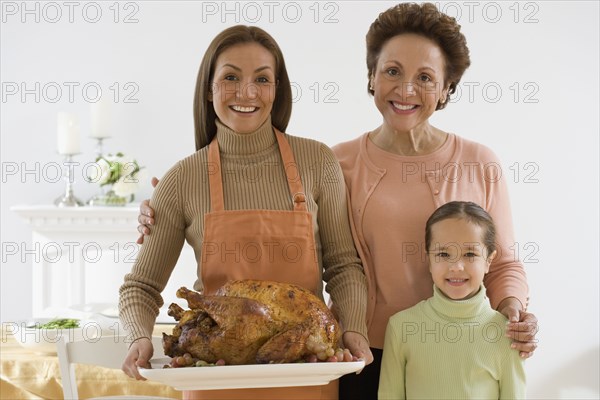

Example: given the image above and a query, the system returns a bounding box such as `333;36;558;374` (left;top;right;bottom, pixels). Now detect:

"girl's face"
371;33;449;134
428;218;497;300
210;42;277;134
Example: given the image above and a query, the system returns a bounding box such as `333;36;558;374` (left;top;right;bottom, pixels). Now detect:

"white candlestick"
90;98;112;138
57;112;80;154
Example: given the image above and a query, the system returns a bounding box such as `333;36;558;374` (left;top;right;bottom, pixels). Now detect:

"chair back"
56;335;164;399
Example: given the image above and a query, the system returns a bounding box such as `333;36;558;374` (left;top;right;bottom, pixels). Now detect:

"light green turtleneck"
119;117;368;343
379;285;526;399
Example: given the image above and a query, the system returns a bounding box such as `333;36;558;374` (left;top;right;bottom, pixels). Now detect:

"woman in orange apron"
119;25;373;399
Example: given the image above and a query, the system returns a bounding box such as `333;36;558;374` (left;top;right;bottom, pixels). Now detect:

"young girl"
378;201;526;399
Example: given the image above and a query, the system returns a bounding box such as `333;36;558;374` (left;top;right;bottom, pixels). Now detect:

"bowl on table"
10;318;101;354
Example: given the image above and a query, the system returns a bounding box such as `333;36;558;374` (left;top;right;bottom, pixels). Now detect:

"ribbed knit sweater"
378;285;526;399
119;117;368;342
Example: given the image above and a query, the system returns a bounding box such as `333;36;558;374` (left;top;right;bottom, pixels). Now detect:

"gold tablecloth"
0;325;182;400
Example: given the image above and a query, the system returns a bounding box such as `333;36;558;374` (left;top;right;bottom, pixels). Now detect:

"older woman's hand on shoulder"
498;297;539;358
136;177;159;245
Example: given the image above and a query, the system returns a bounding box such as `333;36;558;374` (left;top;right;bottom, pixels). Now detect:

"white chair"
56;335;175;399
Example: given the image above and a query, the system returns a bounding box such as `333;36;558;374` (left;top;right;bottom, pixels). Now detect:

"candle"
90;98;112;138
57;112;80;154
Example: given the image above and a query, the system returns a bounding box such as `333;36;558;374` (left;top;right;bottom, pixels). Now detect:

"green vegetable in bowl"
37;318;80;329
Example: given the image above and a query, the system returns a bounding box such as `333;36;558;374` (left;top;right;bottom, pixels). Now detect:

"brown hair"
194;25;293;150
366;2;471;110
425;201;496;256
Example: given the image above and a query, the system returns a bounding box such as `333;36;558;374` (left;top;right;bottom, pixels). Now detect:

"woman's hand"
498;297;538;358
122;337;153;380
136;177;159;245
343;331;374;366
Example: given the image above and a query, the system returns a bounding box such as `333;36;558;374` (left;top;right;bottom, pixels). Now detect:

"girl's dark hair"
194;25;292;150
425;201;496;255
366;2;471;110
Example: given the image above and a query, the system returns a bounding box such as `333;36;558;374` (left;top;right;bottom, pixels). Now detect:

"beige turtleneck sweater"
119;117;368;342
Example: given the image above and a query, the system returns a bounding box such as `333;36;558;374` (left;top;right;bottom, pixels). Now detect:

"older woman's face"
210;42;277;134
371;33;449;133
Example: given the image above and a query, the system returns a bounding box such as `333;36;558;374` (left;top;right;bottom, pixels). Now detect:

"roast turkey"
162;280;341;365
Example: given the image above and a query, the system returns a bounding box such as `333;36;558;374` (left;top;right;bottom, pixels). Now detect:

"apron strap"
207;128;308;212
208;138;225;212
274;129;308;212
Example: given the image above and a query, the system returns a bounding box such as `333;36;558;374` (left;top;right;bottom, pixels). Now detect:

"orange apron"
184;129;337;400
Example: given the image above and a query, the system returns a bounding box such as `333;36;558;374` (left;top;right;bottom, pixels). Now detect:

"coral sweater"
379;285;526;399
333;133;529;348
119;118;368;342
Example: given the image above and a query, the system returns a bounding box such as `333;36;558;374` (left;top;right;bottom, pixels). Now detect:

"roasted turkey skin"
163;280;341;364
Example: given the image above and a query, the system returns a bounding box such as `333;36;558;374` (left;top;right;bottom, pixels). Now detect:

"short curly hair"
366;2;471;110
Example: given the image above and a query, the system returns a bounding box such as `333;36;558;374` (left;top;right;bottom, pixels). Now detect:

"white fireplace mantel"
11;204;195;319
12;204;139;232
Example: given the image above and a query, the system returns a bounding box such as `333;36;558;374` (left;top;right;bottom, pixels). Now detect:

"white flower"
86;158;111;184
97;158;112;184
120;159;137;177
112;175;138;198
112;166;146;198
91;152;144;202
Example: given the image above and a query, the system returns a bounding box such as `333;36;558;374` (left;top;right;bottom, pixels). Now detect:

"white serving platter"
140;358;365;391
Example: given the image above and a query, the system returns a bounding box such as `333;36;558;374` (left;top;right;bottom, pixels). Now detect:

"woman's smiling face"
371;33;449;133
210;42;277;134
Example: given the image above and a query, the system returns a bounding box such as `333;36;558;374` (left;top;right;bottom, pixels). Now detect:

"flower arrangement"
89;152;144;205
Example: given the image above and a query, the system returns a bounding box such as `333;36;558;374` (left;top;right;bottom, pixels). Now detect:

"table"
0;325;182;400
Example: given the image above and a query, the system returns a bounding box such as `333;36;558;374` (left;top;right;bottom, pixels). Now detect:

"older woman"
334;3;537;399
137;3;538;399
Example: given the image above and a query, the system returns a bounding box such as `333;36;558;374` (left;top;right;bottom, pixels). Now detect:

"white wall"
1;1;598;398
